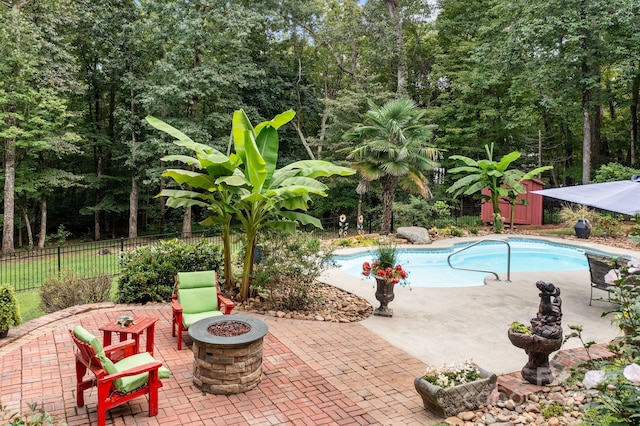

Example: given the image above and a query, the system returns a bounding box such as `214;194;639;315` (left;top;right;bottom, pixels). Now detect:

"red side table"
99;316;158;355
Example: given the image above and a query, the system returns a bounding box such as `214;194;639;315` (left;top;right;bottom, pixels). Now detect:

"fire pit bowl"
190;315;269;394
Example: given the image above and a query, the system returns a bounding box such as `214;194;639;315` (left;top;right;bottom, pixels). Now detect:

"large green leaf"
241;130;267;193
231;109;255;164
146;115;194;143
216;174;248;187
160;155;201;167
448;165;481;174
254;109;296;134
162;169;217;190
157;188;214;202
278;211;322;228
278;160;356;179
448;155;479;167
163;197;210;209
496;151;521;172
447;173;481;194
255;126;278;189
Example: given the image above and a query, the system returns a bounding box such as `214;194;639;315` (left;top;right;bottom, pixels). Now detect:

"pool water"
335;238;600;288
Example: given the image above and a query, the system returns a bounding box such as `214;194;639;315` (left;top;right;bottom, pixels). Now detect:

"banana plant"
146;115;240;290
448;143;552;233
148;110;355;301
229;109;355;301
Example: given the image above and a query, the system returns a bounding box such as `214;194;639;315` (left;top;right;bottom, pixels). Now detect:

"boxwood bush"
117;238;224;303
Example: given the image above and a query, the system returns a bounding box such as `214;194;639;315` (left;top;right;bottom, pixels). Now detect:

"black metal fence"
1;231;231;292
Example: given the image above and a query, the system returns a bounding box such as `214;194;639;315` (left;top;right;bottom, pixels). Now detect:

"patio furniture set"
69;270;239;426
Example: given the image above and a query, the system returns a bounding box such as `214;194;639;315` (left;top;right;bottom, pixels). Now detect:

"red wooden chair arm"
171;297;183;313
103;339;138;362
98;360;163;384
218;295;235;315
103;339;137;355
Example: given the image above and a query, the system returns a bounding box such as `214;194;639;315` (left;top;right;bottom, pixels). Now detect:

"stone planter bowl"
414;365;497;418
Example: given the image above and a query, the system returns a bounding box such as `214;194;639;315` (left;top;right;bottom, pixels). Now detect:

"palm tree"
344;98;440;235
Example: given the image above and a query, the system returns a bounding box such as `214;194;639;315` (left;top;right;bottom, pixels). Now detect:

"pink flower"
623;363;640;384
604;269;621;284
582;370;605;389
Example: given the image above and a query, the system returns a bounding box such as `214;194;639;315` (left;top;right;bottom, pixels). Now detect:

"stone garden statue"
508;281;563;385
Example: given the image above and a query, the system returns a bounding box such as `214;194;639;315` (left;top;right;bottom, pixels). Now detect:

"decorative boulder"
396;227;431;244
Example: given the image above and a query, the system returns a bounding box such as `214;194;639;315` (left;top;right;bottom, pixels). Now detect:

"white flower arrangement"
421;360;482;388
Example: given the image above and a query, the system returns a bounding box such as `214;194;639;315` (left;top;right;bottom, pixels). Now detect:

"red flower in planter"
362;261;409;286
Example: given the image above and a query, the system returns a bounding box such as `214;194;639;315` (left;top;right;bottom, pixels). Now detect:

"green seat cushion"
73;325;103;354
107;352;171;393
177;271;217;289
179;286;218;314
182;311;223;329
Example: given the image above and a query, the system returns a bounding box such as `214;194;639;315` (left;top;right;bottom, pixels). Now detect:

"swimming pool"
335;238;604;288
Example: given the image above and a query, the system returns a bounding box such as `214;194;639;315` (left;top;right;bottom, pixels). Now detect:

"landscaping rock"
396;226;431;244
235;282;373;323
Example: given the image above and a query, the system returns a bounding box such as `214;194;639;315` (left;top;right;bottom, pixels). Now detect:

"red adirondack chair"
172;270;235;349
69;325;170;426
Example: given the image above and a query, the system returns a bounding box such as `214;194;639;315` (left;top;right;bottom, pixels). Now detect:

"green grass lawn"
13;278;120;325
15;289;45;323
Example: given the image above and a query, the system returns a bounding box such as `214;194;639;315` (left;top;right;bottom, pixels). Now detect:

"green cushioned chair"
172;270;235;349
70;325;170;426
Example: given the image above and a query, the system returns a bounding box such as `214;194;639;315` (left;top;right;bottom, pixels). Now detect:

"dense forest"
1;0;639;253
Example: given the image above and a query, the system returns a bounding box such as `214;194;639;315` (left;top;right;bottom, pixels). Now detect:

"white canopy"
531;176;640;216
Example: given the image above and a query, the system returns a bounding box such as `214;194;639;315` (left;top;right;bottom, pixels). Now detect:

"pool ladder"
447;239;511;282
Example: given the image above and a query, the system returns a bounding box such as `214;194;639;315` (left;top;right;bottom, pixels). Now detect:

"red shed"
480;178;544;226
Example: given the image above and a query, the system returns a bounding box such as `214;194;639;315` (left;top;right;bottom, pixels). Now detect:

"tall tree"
344;98;440;235
0;0;80;253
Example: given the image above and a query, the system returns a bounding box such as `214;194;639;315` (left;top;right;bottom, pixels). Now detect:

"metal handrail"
447;239;511;282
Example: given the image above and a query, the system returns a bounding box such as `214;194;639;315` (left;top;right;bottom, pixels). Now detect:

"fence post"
120;237;124;252
57;245;61;275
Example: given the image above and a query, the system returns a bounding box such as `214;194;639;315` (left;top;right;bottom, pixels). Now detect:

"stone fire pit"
190;315;268;394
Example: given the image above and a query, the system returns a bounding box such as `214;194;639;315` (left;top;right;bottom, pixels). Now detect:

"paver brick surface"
0;303;440;425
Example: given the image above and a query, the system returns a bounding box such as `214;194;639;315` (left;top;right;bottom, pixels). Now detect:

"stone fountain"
508;281;563;385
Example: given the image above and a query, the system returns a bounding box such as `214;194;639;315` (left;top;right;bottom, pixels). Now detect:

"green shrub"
251;232;335;310
450;226;464;237
0;284;22;333
117;239;224;303
39;270;112;313
593;162;640;183
593;214;624;238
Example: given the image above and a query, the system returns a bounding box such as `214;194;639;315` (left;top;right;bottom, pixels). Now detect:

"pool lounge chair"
585;252;628;305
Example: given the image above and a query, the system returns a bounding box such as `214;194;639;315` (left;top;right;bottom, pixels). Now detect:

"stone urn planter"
374;277;395;317
414;366;497;418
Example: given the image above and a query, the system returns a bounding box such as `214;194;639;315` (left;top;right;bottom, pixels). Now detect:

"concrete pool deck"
321;234;640;375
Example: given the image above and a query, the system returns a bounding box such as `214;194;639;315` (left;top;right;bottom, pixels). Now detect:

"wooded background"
1;0;639;253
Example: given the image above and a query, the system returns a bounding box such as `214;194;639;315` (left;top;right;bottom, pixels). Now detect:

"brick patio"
0;303;609;425
0;303;440;425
